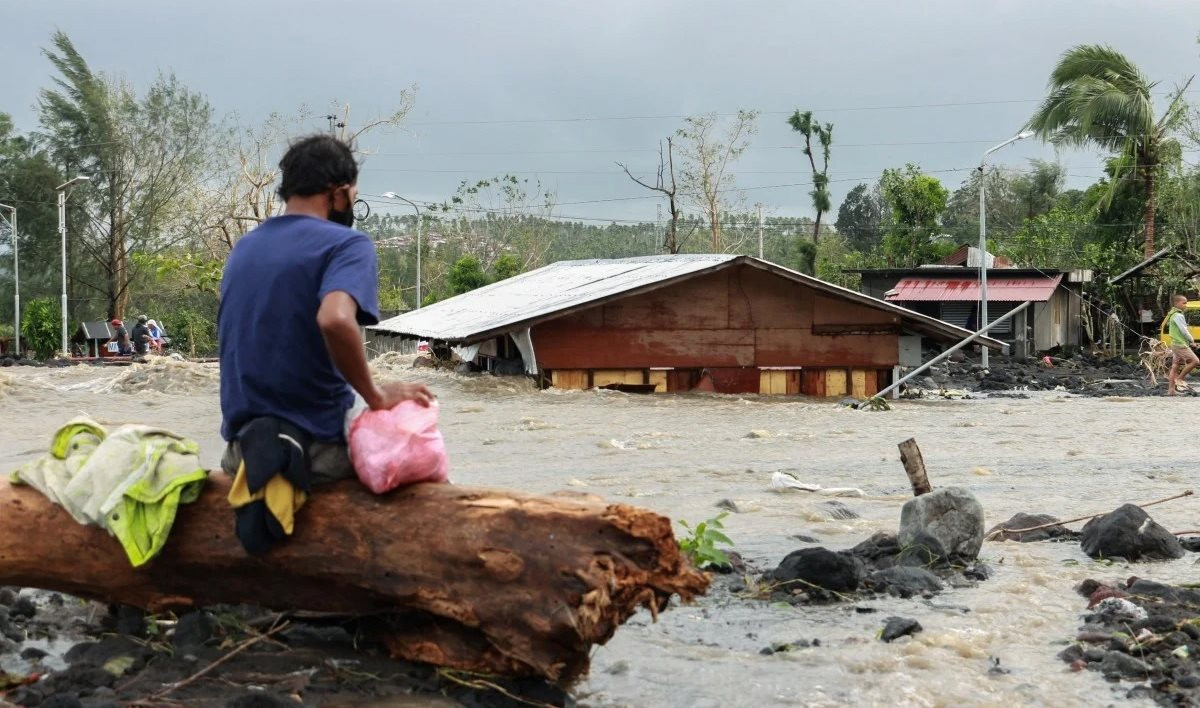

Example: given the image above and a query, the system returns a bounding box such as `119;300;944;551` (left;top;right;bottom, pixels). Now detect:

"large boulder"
1080;504;1184;561
986;512;1080;542
898;487;985;563
770;547;864;593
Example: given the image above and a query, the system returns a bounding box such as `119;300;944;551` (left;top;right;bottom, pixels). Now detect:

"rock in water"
898;487;985;562
880;616;922;642
867;567;943;598
770;547;864;593
1079;504;1184;561
986;512;1080;542
821;500;859;520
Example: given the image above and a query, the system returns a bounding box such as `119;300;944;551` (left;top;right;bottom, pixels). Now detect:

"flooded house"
367;255;1002;397
852;246;1091;358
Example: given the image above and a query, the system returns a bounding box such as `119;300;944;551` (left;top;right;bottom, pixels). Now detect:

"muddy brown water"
2;357;1198;707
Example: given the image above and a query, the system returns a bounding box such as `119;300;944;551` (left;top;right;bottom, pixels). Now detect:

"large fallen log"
0;476;708;683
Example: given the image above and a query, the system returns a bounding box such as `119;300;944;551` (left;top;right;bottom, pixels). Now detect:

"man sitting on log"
218;134;434;551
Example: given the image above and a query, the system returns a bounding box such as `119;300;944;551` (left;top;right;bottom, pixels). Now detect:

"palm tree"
1027;44;1192;258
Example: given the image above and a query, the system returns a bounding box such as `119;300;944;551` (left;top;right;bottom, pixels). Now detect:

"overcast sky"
3;0;1198;225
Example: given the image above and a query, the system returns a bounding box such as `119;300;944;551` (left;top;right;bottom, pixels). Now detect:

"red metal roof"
886;274;1062;302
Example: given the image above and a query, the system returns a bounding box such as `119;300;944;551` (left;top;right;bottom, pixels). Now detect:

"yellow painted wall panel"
851;369;868;398
825;369;847;397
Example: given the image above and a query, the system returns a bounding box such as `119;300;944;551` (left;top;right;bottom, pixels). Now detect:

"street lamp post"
56;176;90;356
381;192;423;310
0;203;16;356
979;130;1034;367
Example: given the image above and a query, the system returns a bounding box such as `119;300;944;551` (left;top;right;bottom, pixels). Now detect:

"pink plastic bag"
348;400;450;493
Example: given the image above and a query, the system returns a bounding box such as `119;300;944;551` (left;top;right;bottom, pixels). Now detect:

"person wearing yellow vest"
1166;294;1199;395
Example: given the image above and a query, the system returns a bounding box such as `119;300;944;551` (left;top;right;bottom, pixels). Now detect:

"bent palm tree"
1027;44;1192;258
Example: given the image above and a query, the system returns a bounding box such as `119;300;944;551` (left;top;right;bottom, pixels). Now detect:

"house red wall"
531;264;901;370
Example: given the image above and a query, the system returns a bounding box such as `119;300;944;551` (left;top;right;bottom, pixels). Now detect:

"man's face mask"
329;186;355;227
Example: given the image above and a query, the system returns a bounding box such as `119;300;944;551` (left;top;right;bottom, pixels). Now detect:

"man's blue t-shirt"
219;214;379;442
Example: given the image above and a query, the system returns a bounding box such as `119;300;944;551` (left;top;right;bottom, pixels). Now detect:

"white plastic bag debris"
769;471;865;498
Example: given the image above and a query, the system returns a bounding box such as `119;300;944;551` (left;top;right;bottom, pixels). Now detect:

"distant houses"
368;254;1001;396
850;246;1091;357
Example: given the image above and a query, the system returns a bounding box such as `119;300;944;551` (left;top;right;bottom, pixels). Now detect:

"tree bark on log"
0;477;708;683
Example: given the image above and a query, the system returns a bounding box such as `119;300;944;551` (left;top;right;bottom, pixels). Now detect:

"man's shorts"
220;440;355;485
1172;345;1199;366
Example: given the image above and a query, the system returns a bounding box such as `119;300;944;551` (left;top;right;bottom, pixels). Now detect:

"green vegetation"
21;298;59;359
677;513;735;570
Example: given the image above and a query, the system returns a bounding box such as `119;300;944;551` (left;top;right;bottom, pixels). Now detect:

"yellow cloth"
226;461;307;535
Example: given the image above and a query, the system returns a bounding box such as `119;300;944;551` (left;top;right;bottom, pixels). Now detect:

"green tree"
879;164;949;267
491;252;522;281
1027;44;1193;258
21;298;59;359
1012;159;1066;221
38;31;219;319
787;110;833;243
0;112;64;302
834;182;884;251
448;255;488;295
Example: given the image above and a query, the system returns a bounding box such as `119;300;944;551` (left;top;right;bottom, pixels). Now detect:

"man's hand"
367;381;435;410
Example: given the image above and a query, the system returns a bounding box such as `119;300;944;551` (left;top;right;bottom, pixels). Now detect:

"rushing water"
2;358;1197;707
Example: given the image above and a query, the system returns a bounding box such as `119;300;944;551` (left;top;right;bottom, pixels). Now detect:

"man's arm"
317;291;433;410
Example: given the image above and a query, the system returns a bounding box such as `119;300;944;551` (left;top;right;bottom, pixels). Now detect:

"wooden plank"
594;370;641;388
851;369;868;398
759;370;772;394
532;325;756;368
708;367;761;394
602;271;729;330
551;369;588;390
812;294;898;327
727;265;813;329
864;370;879;396
787;370;801;395
754;329;899;368
802;369;825;397
759;370;788;395
648;370;668;393
825;369;848;397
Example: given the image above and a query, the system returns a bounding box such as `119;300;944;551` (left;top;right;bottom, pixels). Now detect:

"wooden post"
898;438;932;496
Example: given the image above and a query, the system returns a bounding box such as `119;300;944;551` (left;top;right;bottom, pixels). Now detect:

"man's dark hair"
277;135;358;200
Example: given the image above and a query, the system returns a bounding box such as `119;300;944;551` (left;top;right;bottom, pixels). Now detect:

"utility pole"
0;204;16;356
979;130;1033;368
756;203;764;259
56;176;89;357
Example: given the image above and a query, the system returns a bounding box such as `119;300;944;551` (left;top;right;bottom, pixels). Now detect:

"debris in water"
880;617;922;642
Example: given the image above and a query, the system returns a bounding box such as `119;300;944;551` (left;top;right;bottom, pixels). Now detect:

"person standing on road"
1165;294;1199;395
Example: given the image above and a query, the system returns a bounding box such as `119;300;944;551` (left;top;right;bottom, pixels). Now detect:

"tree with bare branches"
675;110;758;252
617;137;688;253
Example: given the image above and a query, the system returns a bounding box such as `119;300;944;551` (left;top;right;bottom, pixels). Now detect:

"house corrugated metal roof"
370;255;1005;349
885;274;1062;302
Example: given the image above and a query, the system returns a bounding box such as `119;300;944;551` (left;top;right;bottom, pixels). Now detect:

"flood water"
2;356;1197;707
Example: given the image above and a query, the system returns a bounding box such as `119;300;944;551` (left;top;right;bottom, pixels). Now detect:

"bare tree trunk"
708;202;721;251
812;211;823;244
1144;168;1156;260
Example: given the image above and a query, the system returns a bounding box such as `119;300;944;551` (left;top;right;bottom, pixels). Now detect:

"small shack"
73;320;116;357
369;255;1002;397
853;248;1090;357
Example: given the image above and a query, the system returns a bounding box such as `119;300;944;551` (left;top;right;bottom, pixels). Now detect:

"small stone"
172;611;215;651
820;500;858;520
867;566;943;599
1083;647;1106;663
0;588;17;606
604;660;630;675
20;646;48;660
791;534;820;543
1177;675;1200;689
1099;651;1150;679
111;605;145;637
716;499;739;513
964;563;992;581
770;547;865;594
1057;644;1084;663
9;597;35;619
881;616;922;643
855;606;878;614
